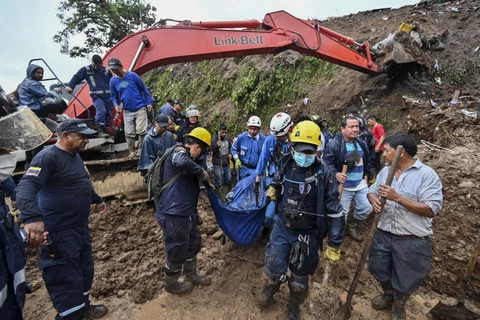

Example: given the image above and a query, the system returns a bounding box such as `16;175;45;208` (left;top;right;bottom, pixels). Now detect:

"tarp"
206;174;268;246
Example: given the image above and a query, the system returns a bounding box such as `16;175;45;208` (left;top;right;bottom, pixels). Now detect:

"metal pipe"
130;36;149;70
319;26;357;47
189;19;261;29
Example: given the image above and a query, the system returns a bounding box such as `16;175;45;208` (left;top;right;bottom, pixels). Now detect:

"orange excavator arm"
65;10;381;120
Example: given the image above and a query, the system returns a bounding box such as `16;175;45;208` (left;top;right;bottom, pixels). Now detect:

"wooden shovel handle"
338;164;348;200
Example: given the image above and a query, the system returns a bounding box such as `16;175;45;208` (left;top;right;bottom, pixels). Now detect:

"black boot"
391;290;410;320
83;304;108;319
257;278;282;308
348;218;364;242
371;281;394;310
164;268;193;295
287;274;309;320
184;258;211;286
96;126;109;138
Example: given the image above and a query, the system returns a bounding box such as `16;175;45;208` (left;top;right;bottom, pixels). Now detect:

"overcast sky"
0;0;417;92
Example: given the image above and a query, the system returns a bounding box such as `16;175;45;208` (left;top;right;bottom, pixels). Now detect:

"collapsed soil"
23;0;480;319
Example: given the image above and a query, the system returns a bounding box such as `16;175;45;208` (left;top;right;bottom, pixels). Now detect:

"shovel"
334;145;404;320
429;228;480;320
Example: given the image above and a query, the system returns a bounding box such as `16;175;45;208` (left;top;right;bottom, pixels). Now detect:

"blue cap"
57;119;97;135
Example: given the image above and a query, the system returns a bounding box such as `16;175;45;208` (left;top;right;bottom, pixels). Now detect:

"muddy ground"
23;0;480;319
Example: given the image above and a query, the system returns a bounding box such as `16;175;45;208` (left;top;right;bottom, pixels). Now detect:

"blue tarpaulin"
206;174;268;246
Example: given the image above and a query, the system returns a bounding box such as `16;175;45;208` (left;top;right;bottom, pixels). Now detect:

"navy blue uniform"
156;145;206;272
0;178;26;320
231;132;266;180
16;146;103;320
264;155;344;279
137;128;176;173
68;64;113;128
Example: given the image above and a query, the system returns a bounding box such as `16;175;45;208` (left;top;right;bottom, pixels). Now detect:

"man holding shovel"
367;133;443;320
211;124;232;198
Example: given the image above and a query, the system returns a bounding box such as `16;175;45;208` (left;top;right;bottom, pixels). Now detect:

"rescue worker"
259;121;344;320
108;57;153;158
16;119;109;320
168;99;186;127
323;116;373;241
231;116;266;181
177;108;202;144
211;124;232;192
255;112;293;229
167;116;180;141
298;114;326;159
159;98;174;116
66;54;113;138
156;127;211;294
367;133;442;320
137;114;177;176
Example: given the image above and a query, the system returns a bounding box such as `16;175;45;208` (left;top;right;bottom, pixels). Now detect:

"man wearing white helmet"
231;116;266;181
177;108;202;144
255;112;293;229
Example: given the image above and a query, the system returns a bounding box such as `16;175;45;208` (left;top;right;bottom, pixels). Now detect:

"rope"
420;140;458;154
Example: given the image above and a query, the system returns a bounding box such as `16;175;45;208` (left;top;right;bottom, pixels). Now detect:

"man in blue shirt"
108;58;153;157
231;116;266;181
66;55;113;138
16;119;109;320
323;116;372;241
159;98;175;116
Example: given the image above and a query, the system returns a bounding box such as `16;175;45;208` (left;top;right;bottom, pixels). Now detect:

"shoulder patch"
26;167;42;177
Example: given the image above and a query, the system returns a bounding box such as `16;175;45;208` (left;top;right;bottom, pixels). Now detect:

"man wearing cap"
16;119;109;320
108;57;153;157
66;55;113;138
155;127;211;294
159;98;174;116
168;99;186;127
137;114;176;176
323;116;372;241
258;121;344;320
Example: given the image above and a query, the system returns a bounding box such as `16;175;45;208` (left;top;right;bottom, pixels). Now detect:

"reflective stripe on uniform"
90;90;111;95
89;76;97;88
327;212;344;218
83;290;90;296
59;302;85;316
13;268;25;294
0;285;7;308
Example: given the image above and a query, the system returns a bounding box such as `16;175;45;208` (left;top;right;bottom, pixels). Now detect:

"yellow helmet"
184;127;212;149
290;120;321;146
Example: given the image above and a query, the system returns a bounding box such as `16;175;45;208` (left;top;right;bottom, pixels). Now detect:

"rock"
212;230;224;240
424;301;432;308
117;290;126;297
474;166;480;173
459;181;474;188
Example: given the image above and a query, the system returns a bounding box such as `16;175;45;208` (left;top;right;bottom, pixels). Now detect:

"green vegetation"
144;55;340;133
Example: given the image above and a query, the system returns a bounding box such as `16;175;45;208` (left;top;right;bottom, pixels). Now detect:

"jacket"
109;71;153;112
155;145;206;217
322;133;372;179
168;109;185;127
176;123;202;144
255;134;290;177
271;154;344;249
231;132;266;169
69;64;112;97
211;132;232;167
137;128;176;171
18;64;51;111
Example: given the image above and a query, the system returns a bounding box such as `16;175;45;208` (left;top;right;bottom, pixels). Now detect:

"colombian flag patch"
26;167;42;177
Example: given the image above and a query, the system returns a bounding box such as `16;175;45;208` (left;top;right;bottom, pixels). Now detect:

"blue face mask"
293;151;316;167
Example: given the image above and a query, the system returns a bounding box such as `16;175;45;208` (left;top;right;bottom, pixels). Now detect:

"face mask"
0;153;17;182
293;151;315;168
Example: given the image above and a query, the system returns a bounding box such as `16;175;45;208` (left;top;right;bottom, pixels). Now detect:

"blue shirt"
255;135;290;177
109;71;153;112
16;146;103;232
159;103;174;116
344;142;364;188
231;132;266;169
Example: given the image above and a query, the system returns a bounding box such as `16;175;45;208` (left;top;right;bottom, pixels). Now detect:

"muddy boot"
257;278;282;308
136;134;146;156
184;258;211;286
287;274;309;320
126;137;136;158
348;218;364;242
391;290;409;320
371;281;394;310
83;304;108;319
164;268;193;295
96;126;109;138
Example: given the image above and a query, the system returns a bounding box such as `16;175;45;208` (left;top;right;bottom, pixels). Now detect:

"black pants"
374;151;382;176
157;214;201;271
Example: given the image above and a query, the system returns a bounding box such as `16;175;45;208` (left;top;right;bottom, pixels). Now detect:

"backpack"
145;144;184;204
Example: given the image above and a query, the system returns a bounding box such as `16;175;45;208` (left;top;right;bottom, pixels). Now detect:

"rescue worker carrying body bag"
258;121;345;320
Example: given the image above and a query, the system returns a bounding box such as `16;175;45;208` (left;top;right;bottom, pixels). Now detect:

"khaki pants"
124;107;148;138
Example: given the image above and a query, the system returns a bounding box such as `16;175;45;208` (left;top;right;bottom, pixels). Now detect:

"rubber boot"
184;258;211;286
137;134;146;156
126;137;136;158
391;290;409;320
371;281;394;310
164;268;193;295
83;304;108;319
96;126;109;138
287;274;309;320
257;277;282;308
348;218;364;242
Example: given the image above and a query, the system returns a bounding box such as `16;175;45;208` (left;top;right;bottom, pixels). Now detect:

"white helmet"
247;116;261;128
186;109;200;118
270;112;293;136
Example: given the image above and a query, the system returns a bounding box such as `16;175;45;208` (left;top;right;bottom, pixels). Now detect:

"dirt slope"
23;0;480;319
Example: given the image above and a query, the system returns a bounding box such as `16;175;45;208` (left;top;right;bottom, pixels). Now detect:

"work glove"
289;240;309;271
199;169;209;182
254;181;261;197
235;159;242;170
266;186;276;202
324;246;341;264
